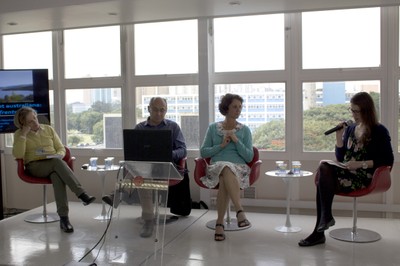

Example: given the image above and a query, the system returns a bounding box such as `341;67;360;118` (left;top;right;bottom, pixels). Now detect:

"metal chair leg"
329;197;381;243
24;185;59;223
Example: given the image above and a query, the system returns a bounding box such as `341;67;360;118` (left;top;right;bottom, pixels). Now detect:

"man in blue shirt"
103;97;191;237
135;97;187;162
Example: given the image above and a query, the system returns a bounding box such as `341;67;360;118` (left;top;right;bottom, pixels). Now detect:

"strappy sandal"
214;223;225;241
236;210;251;228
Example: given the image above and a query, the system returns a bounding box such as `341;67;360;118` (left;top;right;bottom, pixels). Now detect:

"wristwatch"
362;161;368;169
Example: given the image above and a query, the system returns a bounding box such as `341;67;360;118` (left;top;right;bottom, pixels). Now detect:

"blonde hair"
14;107;37;129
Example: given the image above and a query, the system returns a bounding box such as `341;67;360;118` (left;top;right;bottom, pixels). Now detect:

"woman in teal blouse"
200;93;254;241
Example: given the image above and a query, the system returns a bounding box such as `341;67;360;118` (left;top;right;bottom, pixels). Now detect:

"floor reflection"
1;202;399;266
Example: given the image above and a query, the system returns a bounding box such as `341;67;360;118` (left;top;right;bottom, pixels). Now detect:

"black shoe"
298;235;326;247
60;216;74;233
102;193;121;208
140;221;154;238
79;193;96;206
316;218;335;232
102;194;114;207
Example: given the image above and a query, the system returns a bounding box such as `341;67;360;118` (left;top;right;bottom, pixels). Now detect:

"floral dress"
336;132;372;193
200;122;251;189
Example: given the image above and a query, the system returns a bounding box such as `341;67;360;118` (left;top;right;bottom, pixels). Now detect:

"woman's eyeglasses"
348;107;361;114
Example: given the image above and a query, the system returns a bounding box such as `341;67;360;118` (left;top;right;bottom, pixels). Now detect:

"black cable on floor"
78;205;114;264
78;165;123;265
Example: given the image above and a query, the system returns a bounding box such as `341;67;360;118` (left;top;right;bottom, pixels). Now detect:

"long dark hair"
350;92;378;144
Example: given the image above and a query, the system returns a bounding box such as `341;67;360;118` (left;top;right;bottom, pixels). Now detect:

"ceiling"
0;0;399;35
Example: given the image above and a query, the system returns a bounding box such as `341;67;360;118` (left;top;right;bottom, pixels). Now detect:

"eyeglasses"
150;107;167;113
348;107;361;114
25;115;38;125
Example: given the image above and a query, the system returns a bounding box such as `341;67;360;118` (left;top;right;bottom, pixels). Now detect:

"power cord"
77;165;124;265
78;201;114;264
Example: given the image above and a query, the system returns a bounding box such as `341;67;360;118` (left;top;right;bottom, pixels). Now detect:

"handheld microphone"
324;120;353;135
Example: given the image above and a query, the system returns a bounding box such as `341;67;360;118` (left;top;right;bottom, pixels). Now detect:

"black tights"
305;162;338;240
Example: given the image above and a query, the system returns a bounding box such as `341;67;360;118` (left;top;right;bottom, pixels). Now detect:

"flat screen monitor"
0;69;50;134
123;129;173;162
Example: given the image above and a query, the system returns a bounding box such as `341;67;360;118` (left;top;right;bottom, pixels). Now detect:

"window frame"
0;7;398;162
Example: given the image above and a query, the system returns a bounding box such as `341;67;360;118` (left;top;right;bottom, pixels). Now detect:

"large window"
134;20;198;75
301;7;384;153
303;81;380;152
302;8;380;69
64;26;122;148
2;31;53;77
213;14;285;72
133;20;199;148
212;14;286;152
64;26;121;78
65;88;122;148
214;83;286;151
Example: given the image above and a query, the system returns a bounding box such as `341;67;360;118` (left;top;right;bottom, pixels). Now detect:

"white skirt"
200;161;251;189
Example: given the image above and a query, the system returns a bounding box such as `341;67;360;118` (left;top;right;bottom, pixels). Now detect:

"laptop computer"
121;128;185;220
122;128;180;187
123;129;173;162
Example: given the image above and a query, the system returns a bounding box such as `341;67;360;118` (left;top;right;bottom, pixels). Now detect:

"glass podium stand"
106;161;183;265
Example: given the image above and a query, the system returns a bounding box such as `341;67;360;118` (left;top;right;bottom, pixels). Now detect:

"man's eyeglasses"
150;107;167;113
348;107;361;114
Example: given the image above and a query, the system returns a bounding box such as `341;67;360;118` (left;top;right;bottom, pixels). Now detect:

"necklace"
222;121;236;130
354;125;365;146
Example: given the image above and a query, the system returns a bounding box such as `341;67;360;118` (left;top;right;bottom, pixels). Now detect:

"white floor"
0;202;399;266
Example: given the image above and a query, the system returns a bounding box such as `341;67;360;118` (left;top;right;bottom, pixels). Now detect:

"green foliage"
304;104;349;121
90;100;122;114
253;120;285;151
253;104;350;151
0;94;29;102
90;101;112;113
68;135;82;146
79;111;102;134
303;104;348;151
66;100;121;146
370;92;380;113
92;121;103;144
67;113;81;132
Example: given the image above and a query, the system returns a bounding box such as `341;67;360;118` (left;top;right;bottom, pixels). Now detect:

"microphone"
324;120;353;135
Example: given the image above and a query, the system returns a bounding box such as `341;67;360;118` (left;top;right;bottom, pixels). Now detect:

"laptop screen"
123;129;173;162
